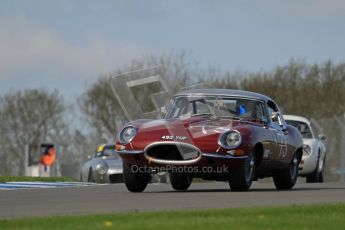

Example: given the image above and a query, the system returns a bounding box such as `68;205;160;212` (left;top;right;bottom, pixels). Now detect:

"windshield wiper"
218;115;241;120
238;118;267;124
191;113;215;117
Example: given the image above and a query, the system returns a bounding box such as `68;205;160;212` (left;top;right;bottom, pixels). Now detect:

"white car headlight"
119;126;137;144
303;144;312;156
95;162;108;175
219;130;242;148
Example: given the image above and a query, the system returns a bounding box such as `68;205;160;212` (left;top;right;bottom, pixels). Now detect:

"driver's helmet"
95;144;106;157
236;99;258;118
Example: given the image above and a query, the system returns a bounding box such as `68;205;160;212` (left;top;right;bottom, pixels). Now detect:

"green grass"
0;176;78;183
0;204;345;230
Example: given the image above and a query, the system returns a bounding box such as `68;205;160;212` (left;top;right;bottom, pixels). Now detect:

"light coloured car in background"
284;115;327;183
81;144;168;184
81;144;123;183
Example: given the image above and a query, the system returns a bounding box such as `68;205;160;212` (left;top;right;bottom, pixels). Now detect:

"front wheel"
169;172;192;191
229;154;255;191
123;163;150;192
273;153;299;190
307;152;324;183
318;166;324;183
87;168;95;183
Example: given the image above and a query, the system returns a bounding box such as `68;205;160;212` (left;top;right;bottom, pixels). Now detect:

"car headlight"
303;144;312;156
95;162;108;175
118;126;137;144
219;130;242;148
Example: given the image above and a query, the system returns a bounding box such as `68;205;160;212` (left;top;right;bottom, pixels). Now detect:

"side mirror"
271;112;279;122
87;155;92;160
261;117;268;124
160;106;166;117
318;134;326;141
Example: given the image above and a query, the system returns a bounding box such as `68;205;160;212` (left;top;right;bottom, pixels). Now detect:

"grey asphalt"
1;182;345;219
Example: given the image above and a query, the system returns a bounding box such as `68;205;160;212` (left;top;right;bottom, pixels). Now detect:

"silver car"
284;115;327;183
81;144;168;184
81;144;123;183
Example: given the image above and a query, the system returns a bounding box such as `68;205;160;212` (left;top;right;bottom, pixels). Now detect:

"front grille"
145;142;201;163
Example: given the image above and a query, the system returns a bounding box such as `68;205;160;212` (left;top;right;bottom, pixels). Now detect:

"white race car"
284;115;327;183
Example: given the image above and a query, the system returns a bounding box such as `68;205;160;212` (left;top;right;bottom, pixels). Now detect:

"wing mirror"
160;106;166;117
261;117;268;124
271;112;279;122
87;155;92;160
318;134;327;141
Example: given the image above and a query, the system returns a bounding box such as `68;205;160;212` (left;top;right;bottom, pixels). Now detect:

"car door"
266;101;288;161
252;101;277;162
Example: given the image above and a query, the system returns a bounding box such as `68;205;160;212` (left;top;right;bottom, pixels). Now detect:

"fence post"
340;125;345;182
24;144;29;176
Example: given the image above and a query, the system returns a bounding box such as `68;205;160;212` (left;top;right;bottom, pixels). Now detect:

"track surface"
1;182;345;219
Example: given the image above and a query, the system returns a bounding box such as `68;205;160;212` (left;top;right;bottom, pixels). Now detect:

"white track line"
0;182;98;190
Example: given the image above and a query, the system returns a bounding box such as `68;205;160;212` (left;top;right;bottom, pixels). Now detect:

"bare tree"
79;51;196;139
0;89;66;175
78;76;126;141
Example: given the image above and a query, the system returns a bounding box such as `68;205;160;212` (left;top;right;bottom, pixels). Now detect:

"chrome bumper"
117;150;248;160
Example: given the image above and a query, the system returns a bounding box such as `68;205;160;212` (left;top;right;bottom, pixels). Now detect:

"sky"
1;0;345;98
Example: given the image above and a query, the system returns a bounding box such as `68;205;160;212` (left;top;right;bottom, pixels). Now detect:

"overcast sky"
1;0;345;98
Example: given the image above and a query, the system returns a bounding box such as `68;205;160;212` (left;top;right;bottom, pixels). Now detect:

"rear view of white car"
284;115;327;183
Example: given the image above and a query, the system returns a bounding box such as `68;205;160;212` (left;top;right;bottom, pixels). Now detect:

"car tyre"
308;152;325;183
229;153;255;191
306;153;321;183
169;172;192;191
318;154;325;183
87;168;95;183
273;153;299;190
318;166;324;183
123;163;150;192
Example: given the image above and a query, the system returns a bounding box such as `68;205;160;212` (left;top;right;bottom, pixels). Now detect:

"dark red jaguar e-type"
116;89;303;192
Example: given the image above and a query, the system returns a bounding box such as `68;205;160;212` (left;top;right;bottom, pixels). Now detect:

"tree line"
0;52;344;179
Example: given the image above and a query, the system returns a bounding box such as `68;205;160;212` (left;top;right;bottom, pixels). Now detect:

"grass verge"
0;203;344;230
0;176;78;183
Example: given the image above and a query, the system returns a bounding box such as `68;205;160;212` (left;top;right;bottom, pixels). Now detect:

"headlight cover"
119;126;137;144
95;162;108;175
219;130;242;148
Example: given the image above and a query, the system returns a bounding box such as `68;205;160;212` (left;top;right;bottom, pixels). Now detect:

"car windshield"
165;96;267;121
95;147;118;158
286;120;313;139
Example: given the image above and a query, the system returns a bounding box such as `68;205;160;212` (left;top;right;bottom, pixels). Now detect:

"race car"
80;144;168;184
284;115;327;183
116;89;304;192
81;144;123;183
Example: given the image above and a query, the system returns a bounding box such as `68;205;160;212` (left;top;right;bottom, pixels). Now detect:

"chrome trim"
117;150;143;154
107;168;123;174
218;130;242;149
202;153;248;159
118;125;137;144
144;141;202;165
